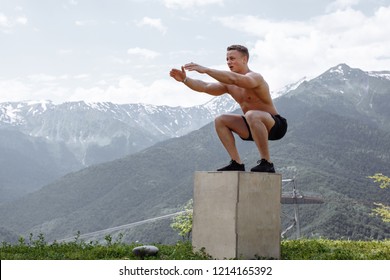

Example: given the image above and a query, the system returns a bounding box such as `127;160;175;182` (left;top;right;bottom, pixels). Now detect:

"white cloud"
28;74;68;83
2;1;389;107
163;0;224;9
0;13;27;31
136;17;167;34
0;78;31;101
127;47;161;59
57;49;73;55
215;5;390;91
215;15;311;38
0;77;71;104
67;76;211;106
75;20;97;26
16;16;28;25
0;74;212;106
74;74;90;80
326;0;360;12
0;13;9;27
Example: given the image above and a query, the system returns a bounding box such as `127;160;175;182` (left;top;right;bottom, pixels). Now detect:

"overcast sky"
1;0;389;106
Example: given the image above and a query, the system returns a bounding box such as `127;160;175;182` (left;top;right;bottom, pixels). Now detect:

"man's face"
226;50;247;72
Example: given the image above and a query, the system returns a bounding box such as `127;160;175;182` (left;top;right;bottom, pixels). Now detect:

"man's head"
226;45;249;73
227;45;249;60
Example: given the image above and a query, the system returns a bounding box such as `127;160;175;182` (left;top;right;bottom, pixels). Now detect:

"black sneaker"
250;159;275;173
217;160;245;171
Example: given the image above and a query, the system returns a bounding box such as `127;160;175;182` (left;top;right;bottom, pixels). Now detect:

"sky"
1;0;389;107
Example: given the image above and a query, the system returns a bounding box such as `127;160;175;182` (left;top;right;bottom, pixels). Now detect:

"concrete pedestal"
192;171;281;259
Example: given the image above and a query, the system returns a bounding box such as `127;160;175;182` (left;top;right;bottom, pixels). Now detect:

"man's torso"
225;74;278;115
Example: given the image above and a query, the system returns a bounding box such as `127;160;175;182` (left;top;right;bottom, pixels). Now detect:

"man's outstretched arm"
184;62;259;89
170;66;227;96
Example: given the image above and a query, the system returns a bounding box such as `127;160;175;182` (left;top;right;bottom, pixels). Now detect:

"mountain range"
0;63;389;244
0;96;238;201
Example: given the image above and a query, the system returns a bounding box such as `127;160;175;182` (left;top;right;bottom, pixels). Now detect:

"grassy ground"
1;235;389;260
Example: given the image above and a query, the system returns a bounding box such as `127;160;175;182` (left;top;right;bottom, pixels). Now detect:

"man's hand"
170;62;227;96
184;62;208;74
170;66;186;82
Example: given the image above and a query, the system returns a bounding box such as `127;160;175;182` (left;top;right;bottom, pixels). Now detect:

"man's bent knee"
214;115;225;126
244;110;267;124
215;115;231;132
244;110;275;130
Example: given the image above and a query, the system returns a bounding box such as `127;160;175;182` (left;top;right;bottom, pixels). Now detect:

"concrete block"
192;171;281;259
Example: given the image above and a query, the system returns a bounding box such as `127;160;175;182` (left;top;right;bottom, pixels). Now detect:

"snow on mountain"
272;76;309;98
0;100;54;126
0;104;24;125
202;94;239;112
2;64;387;169
283;63;390;127
1;63;389;204
0;95;238;167
367;70;390;81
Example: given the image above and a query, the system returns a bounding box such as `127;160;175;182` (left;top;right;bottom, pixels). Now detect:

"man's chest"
228;86;261;104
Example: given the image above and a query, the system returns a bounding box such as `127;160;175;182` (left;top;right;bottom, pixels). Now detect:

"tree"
170;199;193;241
368;173;390;223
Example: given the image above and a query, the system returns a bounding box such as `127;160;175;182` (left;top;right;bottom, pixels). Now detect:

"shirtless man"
169;45;287;172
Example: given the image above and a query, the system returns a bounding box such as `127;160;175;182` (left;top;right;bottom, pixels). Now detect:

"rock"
132;245;159;257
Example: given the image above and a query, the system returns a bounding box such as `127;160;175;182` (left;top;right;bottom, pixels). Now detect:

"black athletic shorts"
240;114;287;141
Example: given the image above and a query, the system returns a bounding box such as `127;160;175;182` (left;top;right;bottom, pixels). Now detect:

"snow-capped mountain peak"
272;76;309;98
367;70;390;81
0;95;238;166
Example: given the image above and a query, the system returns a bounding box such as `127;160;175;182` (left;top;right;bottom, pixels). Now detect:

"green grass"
1;235;389;260
281;239;390;260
